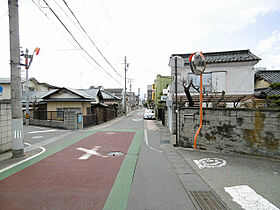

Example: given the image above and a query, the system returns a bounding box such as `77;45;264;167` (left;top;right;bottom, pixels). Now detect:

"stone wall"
179;107;280;159
0;100;11;153
30;111;83;130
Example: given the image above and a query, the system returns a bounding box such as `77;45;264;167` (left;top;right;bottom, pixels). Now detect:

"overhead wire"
62;0;124;80
41;0;122;85
32;0;111;83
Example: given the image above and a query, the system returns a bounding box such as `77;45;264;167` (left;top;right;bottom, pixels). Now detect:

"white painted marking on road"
144;129;163;153
76;146;109;159
224;185;279;210
0;145;46;174
105;132;116;135
133;118;142;122
28;129;57;134
32;136;44;139
193;158;226;169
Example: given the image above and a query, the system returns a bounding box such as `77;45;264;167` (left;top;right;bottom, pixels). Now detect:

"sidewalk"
154;120;229;210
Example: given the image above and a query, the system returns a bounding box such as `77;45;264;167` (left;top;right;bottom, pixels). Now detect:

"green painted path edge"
103;130;143;210
0;130;98;180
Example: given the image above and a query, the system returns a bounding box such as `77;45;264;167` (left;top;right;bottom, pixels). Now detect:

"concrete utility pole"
8;0;24;157
124;56;127;115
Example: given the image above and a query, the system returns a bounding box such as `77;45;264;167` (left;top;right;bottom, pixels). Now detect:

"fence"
31;110;64;122
83;114;98;127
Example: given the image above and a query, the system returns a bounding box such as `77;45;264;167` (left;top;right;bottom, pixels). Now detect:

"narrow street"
0;109;279;210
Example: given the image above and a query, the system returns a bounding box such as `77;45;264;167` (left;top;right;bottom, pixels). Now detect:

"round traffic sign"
169;56;185;69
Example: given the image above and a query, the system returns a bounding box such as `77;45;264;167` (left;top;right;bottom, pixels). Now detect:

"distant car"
143;109;156;120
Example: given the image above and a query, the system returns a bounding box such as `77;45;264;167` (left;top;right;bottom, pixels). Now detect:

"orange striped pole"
194;73;203;149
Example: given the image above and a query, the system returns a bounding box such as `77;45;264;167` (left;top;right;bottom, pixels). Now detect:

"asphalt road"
177;148;280;210
1;109;279;210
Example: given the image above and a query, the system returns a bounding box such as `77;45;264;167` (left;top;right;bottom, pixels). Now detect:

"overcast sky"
1;0;280;97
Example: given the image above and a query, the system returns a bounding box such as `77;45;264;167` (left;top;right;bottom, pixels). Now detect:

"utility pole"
124;56;127;115
8;0;24;157
25;48;30;126
138;88;140;108
175;57;178;147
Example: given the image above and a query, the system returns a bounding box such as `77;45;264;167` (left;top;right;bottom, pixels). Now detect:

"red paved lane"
0;131;135;210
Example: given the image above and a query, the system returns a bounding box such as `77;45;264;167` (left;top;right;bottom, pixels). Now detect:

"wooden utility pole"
8;0;24;157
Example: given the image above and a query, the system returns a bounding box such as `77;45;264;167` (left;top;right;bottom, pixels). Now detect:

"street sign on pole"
169;55;184;147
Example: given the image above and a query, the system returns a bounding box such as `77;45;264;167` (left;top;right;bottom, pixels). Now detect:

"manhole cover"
107;151;124;156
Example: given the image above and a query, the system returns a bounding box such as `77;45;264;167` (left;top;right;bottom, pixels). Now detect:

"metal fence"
31;110;64;122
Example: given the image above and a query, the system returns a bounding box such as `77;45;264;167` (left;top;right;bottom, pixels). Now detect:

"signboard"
0;85;3;98
162;89;168;94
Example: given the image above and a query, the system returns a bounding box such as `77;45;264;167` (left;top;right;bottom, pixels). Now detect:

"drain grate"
190;191;228;210
161;140;170;144
107;151;124;156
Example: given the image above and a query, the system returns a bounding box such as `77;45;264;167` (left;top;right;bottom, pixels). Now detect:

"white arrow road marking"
224;185;279;210
76;146;109;160
193;158;226;169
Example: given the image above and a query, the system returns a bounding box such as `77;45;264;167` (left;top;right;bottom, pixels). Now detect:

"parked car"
143;109;156;120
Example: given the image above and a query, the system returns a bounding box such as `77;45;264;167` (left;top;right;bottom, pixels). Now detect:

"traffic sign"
169;56;184;69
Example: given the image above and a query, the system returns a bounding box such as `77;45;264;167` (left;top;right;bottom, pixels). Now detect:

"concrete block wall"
30;111;83;130
0;100;12;153
179;107;280;159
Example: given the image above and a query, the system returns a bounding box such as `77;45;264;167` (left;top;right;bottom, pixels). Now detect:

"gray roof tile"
255;70;280;84
172;49;261;65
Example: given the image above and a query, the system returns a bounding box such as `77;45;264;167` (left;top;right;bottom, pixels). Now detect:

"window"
188;73;212;93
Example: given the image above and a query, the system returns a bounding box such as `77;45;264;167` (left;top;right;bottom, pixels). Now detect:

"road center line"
144;129;162;153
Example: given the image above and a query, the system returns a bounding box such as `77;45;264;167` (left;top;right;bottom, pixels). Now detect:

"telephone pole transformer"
8;0;24;157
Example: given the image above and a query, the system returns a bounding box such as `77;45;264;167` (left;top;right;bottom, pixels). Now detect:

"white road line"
144;129;163;153
224;185;279;210
32;136;44;139
24;132;71;152
28;129;58;134
0;145;46;174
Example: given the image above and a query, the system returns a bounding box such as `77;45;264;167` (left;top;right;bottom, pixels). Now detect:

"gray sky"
1;0;280;96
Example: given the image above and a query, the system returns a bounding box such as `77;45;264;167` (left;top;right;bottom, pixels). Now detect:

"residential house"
255;70;280;96
166;49;261;134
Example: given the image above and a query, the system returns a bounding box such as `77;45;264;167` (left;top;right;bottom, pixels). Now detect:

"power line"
62;0;124;80
41;0;121;85
32;0;109;82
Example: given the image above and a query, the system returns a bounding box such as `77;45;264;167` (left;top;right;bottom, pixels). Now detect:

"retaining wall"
179;107;280;159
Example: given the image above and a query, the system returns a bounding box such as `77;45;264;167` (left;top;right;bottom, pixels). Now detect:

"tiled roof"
101;90;121;100
172;49;260;65
255;87;280;96
255;70;280;84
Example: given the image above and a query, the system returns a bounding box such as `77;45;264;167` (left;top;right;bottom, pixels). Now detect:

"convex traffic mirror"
189;52;206;75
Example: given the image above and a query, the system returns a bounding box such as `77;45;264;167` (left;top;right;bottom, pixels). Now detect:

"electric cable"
41;0;121;85
62;0;124;80
32;0;113;83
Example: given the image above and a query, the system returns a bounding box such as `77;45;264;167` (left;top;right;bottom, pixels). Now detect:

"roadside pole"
8;0;24;157
25;49;30;125
175;57;178;147
124;56;127;115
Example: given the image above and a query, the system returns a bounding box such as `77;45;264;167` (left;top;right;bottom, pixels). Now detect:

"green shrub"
269;83;280;89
